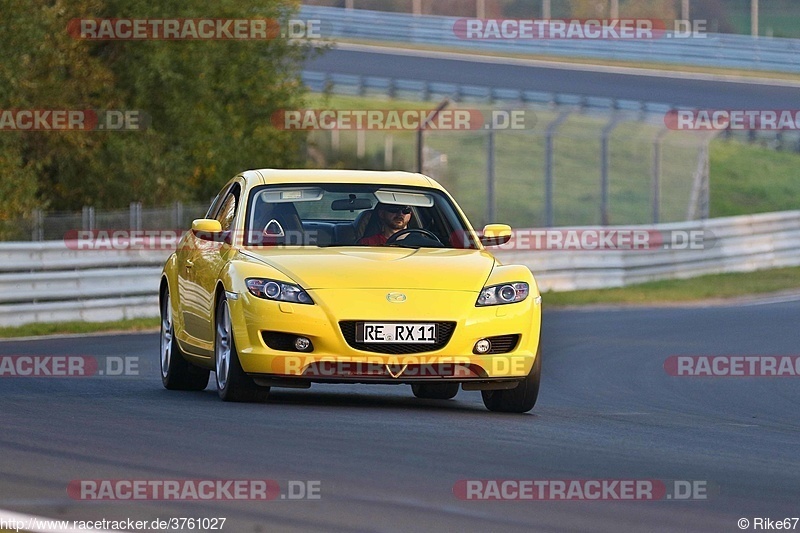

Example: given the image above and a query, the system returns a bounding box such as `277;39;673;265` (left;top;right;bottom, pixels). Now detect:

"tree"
0;0;310;214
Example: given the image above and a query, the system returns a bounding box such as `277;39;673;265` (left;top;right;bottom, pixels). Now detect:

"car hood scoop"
241;247;496;291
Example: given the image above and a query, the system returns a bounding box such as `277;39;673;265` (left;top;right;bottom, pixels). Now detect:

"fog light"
474;339;491;354
294;337;311;351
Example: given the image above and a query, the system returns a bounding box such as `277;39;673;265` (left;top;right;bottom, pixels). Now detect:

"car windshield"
244;184;479;249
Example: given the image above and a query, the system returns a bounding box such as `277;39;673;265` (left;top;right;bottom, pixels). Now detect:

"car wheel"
161;291;210;391
215;295;270;403
481;348;541;413
411;383;459;400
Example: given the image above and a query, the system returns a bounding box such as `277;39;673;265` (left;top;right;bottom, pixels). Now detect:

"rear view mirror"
331;197;373;212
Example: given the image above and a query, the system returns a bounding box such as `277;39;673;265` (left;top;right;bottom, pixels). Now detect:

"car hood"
240;247;495;291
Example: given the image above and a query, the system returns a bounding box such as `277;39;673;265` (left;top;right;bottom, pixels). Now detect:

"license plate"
356;322;437;344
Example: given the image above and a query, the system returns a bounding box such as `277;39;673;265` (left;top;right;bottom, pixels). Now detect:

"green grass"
0;317;159;339
729;14;800;39
710;139;800;217
543;266;800;306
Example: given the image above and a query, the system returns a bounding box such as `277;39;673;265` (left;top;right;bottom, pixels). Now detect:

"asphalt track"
1;300;799;532
306;46;800;109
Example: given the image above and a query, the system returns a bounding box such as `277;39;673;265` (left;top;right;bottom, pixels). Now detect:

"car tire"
160;291;210;391
481;348;541;413
411;383;459;400
215;295;270;403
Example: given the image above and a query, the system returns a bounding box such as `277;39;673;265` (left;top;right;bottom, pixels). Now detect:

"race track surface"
306;47;800;109
1;301;798;532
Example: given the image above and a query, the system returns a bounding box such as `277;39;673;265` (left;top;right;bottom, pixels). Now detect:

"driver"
358;203;412;246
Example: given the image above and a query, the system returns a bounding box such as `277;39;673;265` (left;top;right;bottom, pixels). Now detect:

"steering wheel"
385;228;442;246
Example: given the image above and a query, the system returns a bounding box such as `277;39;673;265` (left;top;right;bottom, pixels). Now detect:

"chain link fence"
1;203;209;242
306;103;717;229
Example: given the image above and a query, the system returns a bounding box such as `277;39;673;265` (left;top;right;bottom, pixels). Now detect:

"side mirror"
480;224;512;246
191;219;224;242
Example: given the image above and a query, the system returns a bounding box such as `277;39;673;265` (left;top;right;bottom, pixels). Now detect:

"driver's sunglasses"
382;206;412;215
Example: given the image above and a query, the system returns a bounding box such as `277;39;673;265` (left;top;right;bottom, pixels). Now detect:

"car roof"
243;169;444;190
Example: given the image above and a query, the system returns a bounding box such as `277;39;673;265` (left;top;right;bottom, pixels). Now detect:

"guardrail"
495;211;800;291
302;70;676;114
2;211;800;327
0;244;171;326
301;5;800;73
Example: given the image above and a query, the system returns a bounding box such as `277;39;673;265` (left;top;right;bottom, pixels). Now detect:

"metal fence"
304;70;717;228
3;202;209;242
300;5;800;73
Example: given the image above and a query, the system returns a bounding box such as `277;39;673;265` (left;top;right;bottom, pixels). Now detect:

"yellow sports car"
160;169;542;412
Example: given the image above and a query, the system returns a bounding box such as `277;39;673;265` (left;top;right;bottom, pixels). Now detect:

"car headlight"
246;278;314;305
476;282;529;306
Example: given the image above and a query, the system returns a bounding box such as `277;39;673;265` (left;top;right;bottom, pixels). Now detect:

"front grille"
339;321;456;354
484;334;520;354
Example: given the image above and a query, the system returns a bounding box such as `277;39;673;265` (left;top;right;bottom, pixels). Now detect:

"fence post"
476;0;485;18
652;127;669;224
384;134;394;169
417;97;450;174
357;129;366;159
700;142;710;220
544;111;572;227
486;129;496;225
31;209;44;241
130;202;142;230
752;0;759;37
173;201;184;228
687;143;707;220
601;115;623;226
81;206;96;231
331;129;340;153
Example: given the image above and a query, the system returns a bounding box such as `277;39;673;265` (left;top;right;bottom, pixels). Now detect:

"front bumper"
228;288;541;381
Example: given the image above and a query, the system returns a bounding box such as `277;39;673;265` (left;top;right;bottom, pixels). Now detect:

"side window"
205;191;222;219
215;185;240;232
